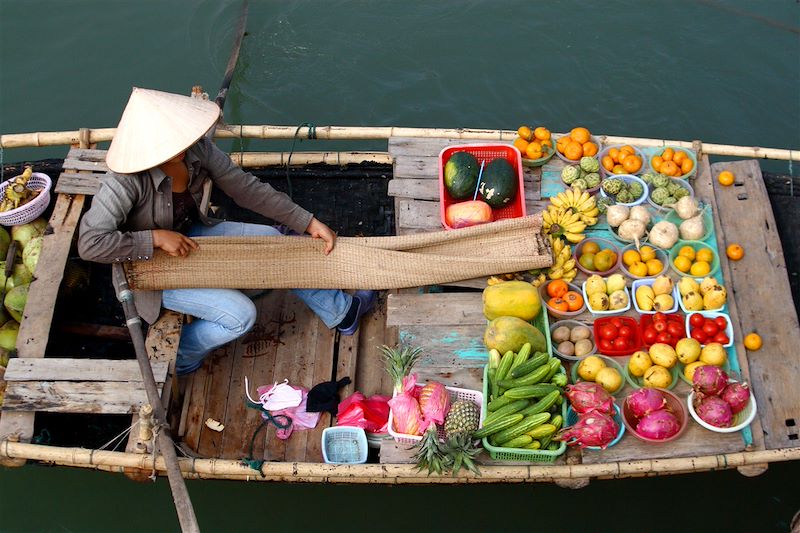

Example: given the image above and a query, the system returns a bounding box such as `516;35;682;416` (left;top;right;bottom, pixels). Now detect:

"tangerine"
526;141;543;159
570;127;591;144
564;141;584;160
619;145;635;155
534;127;551;141
623;249;641;266
673;255;692;273
673;150;687;164
517;126;533;141
743;333;762;351
689;260;711;277
582;241;601;255
678;245;696;261
541;139;553;148
726;243;744;261
617;151;629;164
628;261;648;277
583;141;599;156
646;258;664;275
660;160;679;176
556;135;571;153
661;147;675;162
608;148;620;162
695;248;714;263
718;170;734;186
612;164;626;174
680;158;694;175
639;245;657;262
513;137;529;154
623;155;642;173
651;155;663;172
602;155;615;172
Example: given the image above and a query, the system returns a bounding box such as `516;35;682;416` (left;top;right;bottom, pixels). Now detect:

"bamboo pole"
228;151;392;167
2;439;798;483
2;125;798;162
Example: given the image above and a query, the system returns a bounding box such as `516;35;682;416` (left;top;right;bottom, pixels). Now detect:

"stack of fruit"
560;157;601;191
513;125;553;161
555;127;599;161
687;313;731;346
626;343;678;389
547;238;578;283
583;274;629;313
543;279;584;316
650;147;694;177
640;312;685;348
543;186;600;244
622;245;664;278
577;240;618;274
643;172;692;207
634;275;676;313
601;145;644;175
678;276;727;311
600;177;646;205
679;341;729;383
672;245;715;277
575;355;624;394
551;322;594;358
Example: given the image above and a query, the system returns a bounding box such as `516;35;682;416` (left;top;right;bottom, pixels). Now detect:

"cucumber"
544;358;562;382
498;363;551;388
551;414;564;432
519;390;561;416
527;423;557;440
524;441;542;450
547;442;560;451
482;399;529;427
487;395;516;412
539;435;553;449
491;412;551;445
473;413;524;439
498;434;533;449
488;348;502;370
508;343;532;374
495;350;515;383
502;383;558;400
509;351;549;378
488;367;498;401
550;372;568;387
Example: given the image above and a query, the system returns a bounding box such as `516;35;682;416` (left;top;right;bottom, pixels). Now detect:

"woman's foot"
337;290;378;335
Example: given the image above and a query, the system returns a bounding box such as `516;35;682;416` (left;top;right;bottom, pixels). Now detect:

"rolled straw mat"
125;215;552;290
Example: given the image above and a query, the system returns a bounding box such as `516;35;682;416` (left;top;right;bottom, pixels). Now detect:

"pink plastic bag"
253;383;321;440
337;392;390;434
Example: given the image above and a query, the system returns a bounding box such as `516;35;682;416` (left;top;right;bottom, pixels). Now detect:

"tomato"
714;316;728;330
548;297;569;312
653;312;667;323
546;280;569;299
610;317;624;329
599;338;614;352
689;313;706;329
691;328;708;344
713;332;730;344
667;322;684;338
642;328;658;345
613;337;630;350
653;320;667;332
656;332;673;345
618;326;634;339
564;291;584;312
702;321;719;337
599;324;619;340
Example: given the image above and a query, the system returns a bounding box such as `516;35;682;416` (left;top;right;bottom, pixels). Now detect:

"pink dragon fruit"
417;381;451;426
626;388;667;419
565;382;615;416
721;382;751;414
692;365;729;396
557;411;620;449
636;409;681;440
695;394;733;428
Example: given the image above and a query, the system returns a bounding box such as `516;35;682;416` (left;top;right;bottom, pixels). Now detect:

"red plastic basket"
438;144;526;230
593;316;641;356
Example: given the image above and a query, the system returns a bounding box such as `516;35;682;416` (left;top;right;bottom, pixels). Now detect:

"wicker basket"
0;172;52;226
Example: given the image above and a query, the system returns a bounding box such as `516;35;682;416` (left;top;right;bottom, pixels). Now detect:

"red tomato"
598;338;614;352
656;332;673;345
713;332;730;344
610;317;624;329
714;316;728;330
612;337;629;350
691;328;708;344
618;326;634;339
653;320;667;332
642;328;658;345
599;324;619;340
702;321;719;337
667;322;684;338
689;313;705;328
653;312;667;323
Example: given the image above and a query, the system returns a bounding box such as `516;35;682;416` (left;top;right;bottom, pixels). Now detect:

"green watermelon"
444;151;480;200
479;158;518;207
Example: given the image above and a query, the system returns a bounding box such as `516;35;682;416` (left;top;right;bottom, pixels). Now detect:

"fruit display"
677;276;727;311
626;343;679;389
600;145;644;175
605;204;651;244
600;176;647;205
543;186;600;244
482;280;542;321
574;354;624;394
547;237;578;283
480;343;566;452
687;313;732;346
689;367;754;430
555;127;599;161
643;172;692;207
633;275;676;313
542;279;584;316
639;312;685;348
621;244;664;278
560;157;601;191
671;244;715;277
583;274;629;313
551;321;594;359
576;239;619;274
514;125;554;162
0;167;45;213
557;383;621;449
649;147;695;178
594;316;640;355
623;388;685;441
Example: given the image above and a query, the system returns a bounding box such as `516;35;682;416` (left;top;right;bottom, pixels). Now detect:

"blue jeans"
163;221;352;375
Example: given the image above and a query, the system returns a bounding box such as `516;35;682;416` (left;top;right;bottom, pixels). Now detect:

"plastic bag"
337;392;390;434
257;384;321;440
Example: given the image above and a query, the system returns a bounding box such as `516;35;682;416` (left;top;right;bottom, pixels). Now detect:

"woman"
78;87;376;375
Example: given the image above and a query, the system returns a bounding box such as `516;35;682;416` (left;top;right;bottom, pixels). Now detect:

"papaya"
482;280;541;321
484;316;547;355
445;200;492;229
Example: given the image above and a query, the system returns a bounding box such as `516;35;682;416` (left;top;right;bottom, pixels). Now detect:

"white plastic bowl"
687;386;757;433
647;176;695;212
684;310;734;348
599;174;649;207
677;277;727;313
581;281;631;316
631;278;680;314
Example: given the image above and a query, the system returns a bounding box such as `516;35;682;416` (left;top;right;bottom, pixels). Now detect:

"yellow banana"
562;258;576;271
548;267;564;280
564;231;585;244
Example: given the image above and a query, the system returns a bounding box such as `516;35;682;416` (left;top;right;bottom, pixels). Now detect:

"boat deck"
1;136;798;480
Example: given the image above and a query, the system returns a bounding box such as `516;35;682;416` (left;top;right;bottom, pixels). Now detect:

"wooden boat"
0;123;798;487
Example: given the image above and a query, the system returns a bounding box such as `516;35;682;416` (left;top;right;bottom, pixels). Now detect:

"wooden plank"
388;137;504;158
709;159;800;450
195;342;236;458
3;381;163;414
4;358;168;383
355;294;397;397
64;147;110;163
54;172;107;195
387;293;485;326
59;159;109;172
302;322;337;463
182;359;211;452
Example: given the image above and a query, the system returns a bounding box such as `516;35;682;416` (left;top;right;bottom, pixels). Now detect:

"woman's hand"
152;229;199;257
305;217;336;255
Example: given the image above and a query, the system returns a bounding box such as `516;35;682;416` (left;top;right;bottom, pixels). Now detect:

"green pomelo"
0;320;20;351
23;236;43;274
4;283;29;323
11;218;47;250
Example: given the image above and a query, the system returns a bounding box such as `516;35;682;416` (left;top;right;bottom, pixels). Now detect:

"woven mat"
125;215;552;290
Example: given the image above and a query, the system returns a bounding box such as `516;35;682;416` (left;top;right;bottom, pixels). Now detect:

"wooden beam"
3;381;165;414
4;359;168;382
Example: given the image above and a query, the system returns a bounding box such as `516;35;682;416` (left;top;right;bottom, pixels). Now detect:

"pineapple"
412;425;447;476
442;434;481;477
444;400;480;439
380;344;423;392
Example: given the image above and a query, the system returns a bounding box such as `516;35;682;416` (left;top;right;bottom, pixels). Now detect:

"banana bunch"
542;206;586;244
550;186;600;226
530;272;547;288
547;237;577;283
0;166;38;212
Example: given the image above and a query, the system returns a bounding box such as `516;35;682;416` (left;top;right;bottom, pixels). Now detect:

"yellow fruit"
699;343;727;366
673;255;692;273
628;350;653;377
690;261;711;277
718;170;734;186
744;333;763;351
534;127;551;141
595;367;623;393
645;258;664;276
582;241;601;255
623;249;641;267
684;361;707;382
635;285;656;312
517;126;533;141
585;275;606;296
628;261;649;277
649;343;678;369
639;246;656;262
675;338;702;364
678;246;696;261
643;365;672;389
695;248;714;263
482;280;542;321
578;355;607;381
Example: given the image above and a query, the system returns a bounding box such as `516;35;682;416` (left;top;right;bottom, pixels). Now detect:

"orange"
628;261;648;277
743;333;762;351
673;150;687;165
619;145;635;155
582;141;599;157
695;248;714;263
546;279;569;298
541;139;553;148
660;160;679;176
646;258;664;275
678;245;696;261
726;243;744;261
608;148;620;162
623;155;642;173
651;155;663;172
534;127;551;141
689;260;711;277
556;135;571;153
673;255;692;273
564;291;584;311
582;241;601;255
661;147;675;162
718;170;734;186
564;141;584;160
680;158;694;175
612;164;625;174
639;245;656;262
513;137;529;154
570;127;591;144
623;249;641;266
602;155;615;171
517;126;533;141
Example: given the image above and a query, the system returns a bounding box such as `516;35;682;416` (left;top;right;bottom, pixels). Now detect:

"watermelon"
479;158;518;208
443;151;480;200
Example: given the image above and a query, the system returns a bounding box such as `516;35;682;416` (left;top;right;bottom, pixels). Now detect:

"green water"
1;1;799;531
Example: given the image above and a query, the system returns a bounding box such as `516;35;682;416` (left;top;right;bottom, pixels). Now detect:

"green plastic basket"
481;364;567;463
535;307;553;357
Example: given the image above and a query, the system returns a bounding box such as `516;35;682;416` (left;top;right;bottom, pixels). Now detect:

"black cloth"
307;377;352;415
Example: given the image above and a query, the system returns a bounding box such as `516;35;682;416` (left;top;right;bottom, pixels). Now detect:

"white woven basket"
0;172;52;226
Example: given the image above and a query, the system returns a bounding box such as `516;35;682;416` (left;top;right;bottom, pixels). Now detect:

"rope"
285;122;316;199
32;428;51;445
240;378;293;474
96;419;139;452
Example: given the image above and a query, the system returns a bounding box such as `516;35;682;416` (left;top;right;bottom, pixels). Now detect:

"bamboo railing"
1;125;798;162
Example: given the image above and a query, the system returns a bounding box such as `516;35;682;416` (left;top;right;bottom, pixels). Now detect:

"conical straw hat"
106;87;220;174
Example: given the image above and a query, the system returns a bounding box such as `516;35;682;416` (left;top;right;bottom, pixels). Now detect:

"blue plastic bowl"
564;404;625;450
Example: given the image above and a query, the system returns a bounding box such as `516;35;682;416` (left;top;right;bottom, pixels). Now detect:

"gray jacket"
78;136;313;323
